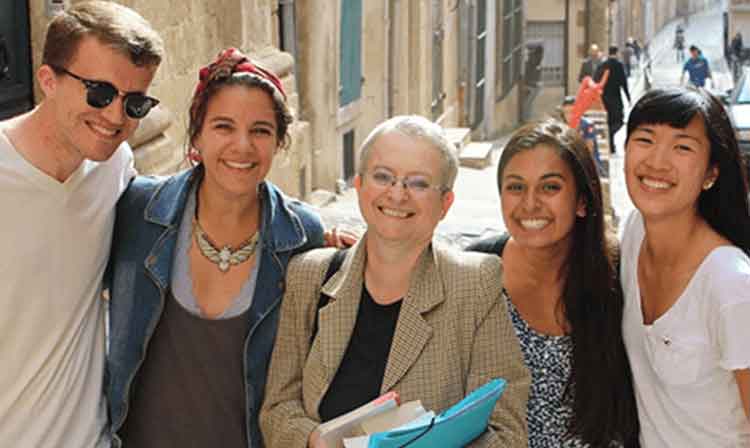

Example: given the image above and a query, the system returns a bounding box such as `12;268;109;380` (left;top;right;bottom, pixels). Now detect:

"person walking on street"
674;26;686;63
623;42;634;78
731;32;744;81
0;1;163;446
578;44;602;83
595;46;631;155
682;45;712;88
731;31;743;61
633;38;642;65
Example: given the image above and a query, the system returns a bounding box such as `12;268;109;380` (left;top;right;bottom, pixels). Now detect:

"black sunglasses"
50;65;159;119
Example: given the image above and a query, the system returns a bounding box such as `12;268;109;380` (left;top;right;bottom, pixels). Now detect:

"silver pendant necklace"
193;193;259;273
194;220;259;273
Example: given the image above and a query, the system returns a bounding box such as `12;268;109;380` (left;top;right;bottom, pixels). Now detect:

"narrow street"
315;5;734;247
608;5;733;223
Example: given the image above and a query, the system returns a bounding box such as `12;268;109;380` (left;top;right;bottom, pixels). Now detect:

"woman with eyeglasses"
620;87;750;447
260;115;530;448
466;120;640;447
105;48;326;448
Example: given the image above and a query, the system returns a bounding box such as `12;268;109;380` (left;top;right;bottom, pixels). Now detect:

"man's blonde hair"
42;1;163;69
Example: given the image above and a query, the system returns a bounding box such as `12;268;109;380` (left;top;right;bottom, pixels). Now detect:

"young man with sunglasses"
0;2;162;446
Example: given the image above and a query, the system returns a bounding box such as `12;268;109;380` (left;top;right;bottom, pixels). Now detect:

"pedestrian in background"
731;31;744;62
106;47;326;448
623;40;634;78
621;87;750;447
578;44;602;83
674;26;686;62
261;115;530;448
466;119;640;447
632;38;643;67
595;46;631;154
0;2;163;446
559;96;608;178
681;45;712;88
731;31;744;81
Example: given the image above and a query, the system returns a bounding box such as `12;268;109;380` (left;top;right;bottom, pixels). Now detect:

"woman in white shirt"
620;86;750;447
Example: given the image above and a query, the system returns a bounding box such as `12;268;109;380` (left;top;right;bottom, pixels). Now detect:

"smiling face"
625;115;718;221
500;145;585;251
192;85;278;201
40;36;157;162
354;131;454;249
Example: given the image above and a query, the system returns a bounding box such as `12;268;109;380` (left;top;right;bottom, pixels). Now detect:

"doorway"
0;0;34;120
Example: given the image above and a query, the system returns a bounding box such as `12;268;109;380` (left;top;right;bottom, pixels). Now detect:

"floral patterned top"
504;290;588;448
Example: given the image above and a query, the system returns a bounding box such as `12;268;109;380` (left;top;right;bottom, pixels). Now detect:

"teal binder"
366;378;507;448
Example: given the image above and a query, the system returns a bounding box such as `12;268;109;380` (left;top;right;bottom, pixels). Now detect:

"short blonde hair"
358;115;459;190
43;1;163;69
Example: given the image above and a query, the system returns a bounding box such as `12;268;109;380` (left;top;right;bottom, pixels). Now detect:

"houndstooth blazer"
259;237;530;448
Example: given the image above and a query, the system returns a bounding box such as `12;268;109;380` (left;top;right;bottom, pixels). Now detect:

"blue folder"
366;378;507;448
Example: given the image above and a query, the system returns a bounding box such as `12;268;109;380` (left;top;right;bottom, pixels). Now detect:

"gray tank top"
118;290;252;447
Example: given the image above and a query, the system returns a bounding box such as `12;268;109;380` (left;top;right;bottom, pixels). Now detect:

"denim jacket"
106;166;324;448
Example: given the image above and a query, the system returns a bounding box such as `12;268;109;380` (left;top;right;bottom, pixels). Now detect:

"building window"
339;0;363;107
497;0;523;99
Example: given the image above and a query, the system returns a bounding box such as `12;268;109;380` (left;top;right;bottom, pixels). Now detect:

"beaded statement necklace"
193;193;260;273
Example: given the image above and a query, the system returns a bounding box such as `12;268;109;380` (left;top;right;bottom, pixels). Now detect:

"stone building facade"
13;0;528;197
294;0;527;191
524;0;607;119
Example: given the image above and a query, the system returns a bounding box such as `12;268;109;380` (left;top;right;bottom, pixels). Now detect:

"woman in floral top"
467;119;640;447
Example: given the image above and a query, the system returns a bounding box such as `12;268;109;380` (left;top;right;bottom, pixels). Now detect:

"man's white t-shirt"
0;129;135;447
620;210;750;447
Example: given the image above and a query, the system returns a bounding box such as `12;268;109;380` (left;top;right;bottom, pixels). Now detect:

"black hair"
498;120;641;447
626;87;750;255
609;46;618;55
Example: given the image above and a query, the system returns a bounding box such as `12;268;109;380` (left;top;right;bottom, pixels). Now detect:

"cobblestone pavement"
314;6;731;248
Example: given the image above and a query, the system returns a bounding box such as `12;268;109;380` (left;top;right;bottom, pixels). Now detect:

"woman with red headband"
105;48;326;448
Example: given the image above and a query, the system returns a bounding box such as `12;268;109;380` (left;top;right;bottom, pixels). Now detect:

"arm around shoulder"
290;200;326;252
466;255;530;448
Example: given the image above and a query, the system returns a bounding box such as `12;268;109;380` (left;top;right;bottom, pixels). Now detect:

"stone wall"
589;0;610;50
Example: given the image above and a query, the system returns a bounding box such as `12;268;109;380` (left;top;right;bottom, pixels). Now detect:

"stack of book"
310;378;506;448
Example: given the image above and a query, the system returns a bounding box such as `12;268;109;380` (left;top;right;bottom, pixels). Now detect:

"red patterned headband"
193;47;286;101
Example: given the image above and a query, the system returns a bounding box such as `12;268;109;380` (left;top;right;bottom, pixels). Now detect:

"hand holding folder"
340;378;507;448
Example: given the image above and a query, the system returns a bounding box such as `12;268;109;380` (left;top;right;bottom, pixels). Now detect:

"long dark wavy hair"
497;120;640;447
626;87;750;254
